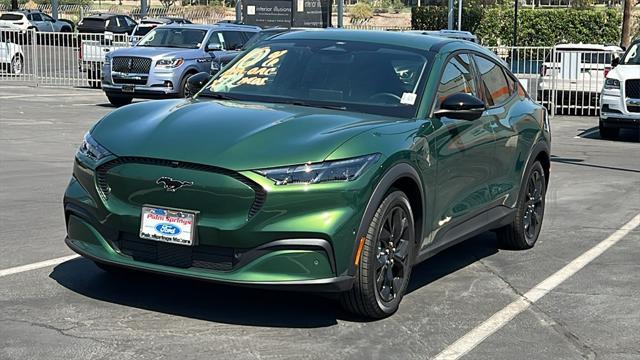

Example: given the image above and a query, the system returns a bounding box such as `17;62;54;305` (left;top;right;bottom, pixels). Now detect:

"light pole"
447;0;454;29
457;0;462;31
513;0;519;46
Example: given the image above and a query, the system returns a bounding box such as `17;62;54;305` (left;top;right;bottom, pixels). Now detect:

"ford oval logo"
155;223;181;236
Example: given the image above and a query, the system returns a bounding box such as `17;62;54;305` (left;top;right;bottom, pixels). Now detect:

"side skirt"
415;206;515;264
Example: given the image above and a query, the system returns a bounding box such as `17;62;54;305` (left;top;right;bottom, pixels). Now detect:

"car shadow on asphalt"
50;233;498;327
576;126;639;142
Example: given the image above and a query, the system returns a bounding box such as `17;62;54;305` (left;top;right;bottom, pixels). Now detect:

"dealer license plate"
139;206;196;246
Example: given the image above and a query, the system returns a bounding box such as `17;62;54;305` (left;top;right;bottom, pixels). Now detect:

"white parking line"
433;213;640;360
0;255;79;278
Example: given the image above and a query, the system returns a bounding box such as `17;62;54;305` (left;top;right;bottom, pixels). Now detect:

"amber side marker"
354;236;366;266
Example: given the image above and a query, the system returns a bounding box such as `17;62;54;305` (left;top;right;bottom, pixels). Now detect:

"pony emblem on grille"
156;177;193;192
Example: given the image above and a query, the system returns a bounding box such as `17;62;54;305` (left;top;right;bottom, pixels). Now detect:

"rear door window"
222;31;245;51
31;13;43;21
474;55;511;106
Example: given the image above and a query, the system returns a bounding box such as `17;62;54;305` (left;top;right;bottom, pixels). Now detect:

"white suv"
600;41;640;139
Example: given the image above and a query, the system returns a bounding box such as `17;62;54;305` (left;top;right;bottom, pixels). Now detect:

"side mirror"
186;72;212;96
206;43;223;52
611;57;620;68
434;92;486;121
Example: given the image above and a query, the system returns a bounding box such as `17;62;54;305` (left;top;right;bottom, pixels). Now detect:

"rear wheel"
496;161;546;250
341;190;415;319
599;120;619;139
107;94;133;107
9;55;22;75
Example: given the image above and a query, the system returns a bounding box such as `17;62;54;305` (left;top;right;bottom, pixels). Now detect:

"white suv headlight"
604;78;620;90
155;58;184;69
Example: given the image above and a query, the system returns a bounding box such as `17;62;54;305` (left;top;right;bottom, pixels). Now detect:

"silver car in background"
101;23;259;106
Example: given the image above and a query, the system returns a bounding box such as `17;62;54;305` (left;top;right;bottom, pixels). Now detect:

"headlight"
211;60;221;73
155;58;184;69
604;78;620;90
104;53;112;63
77;132;112;161
255;154;380;185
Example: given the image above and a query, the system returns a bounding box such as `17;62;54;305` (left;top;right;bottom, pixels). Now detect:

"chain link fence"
0;28;619;116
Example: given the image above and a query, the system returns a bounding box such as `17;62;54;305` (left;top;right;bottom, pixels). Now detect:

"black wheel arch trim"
522;139;550;186
345;162;425;277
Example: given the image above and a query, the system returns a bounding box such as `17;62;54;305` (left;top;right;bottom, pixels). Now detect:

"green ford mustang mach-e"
64;30;550;318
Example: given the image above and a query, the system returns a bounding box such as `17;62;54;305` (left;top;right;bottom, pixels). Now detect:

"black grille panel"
118;232;237;271
112;57;152;74
625;79;640;99
95;157;267;220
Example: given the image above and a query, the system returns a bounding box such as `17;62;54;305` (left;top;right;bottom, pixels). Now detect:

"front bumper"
600;91;640;129
63;156;375;292
101;63;182;97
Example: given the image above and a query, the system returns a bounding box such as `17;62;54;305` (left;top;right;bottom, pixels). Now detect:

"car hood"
91;99;395;170
111;46;202;60
607;64;640;81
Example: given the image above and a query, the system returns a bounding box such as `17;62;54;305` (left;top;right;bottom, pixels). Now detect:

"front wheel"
106;94;133;107
496;161;546;250
599;120;619;140
179;72;196;98
341;190;415;319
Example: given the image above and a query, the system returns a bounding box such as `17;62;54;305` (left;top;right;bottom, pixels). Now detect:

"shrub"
476;7;621;46
350;2;374;24
412;5;622;46
411;5;483;33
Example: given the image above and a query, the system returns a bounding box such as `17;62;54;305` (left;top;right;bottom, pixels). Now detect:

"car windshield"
199;39;431;118
137;28;206;49
0;14;23;21
622;43;640;65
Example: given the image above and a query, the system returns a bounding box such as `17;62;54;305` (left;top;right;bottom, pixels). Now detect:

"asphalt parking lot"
1;85;639;360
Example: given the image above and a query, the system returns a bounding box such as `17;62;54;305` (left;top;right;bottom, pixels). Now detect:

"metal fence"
0;29;618;116
0;4;229;24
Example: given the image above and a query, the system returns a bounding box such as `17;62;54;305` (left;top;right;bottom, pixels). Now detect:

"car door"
430;52;497;244
472;54;522;205
30;13;48;32
40;13;56;32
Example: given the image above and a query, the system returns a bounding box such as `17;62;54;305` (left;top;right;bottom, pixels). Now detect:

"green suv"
64;30;551;318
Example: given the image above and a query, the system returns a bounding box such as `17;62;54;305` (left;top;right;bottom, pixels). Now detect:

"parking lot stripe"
433;213;640;360
0;255;79;278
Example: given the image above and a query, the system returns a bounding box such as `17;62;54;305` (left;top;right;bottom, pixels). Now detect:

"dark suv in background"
77;13;137;34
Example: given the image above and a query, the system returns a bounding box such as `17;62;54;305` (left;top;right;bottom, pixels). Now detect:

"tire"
179;72;196;98
496;161;546;250
599;120;619;140
107;94;133;107
340;190;416;319
9;55;23;75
